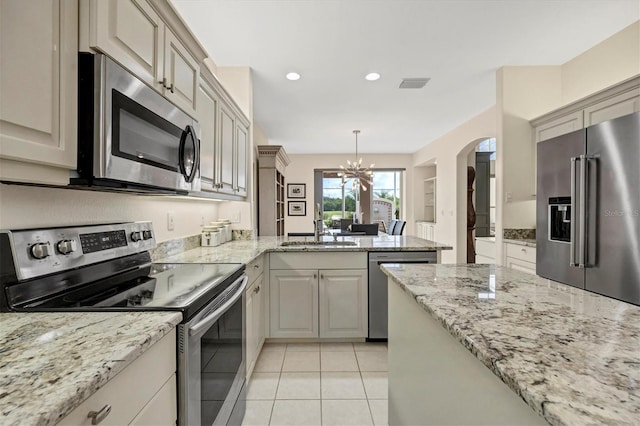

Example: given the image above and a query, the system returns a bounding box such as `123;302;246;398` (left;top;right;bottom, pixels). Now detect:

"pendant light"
337;130;375;191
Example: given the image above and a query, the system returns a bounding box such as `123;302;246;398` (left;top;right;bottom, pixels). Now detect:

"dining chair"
392;220;406;235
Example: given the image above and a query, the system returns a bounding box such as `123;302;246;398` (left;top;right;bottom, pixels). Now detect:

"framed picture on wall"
287;183;306;198
288;201;306;216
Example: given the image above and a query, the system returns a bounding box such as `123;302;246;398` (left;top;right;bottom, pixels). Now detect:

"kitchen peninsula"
383;263;640;426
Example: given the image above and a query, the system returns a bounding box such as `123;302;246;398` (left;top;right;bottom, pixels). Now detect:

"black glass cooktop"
9;263;244;319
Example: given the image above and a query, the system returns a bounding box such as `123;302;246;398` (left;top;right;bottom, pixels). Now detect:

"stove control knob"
142;230;153;240
130;231;143;242
57;239;77;255
30;242;52;259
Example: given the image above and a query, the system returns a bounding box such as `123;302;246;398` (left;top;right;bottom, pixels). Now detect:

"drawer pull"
521;248;526;252
87;405;111;425
254;264;260;269
254;285;260;294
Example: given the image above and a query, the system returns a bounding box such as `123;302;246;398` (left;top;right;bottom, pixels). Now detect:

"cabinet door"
535;111;584;142
217;104;236;194
196;77;218;191
319;269;368;338
0;0;77;183
505;257;536;275
235;121;249;197
584;89;640;127
90;0;164;90
269;270;318;338
246;273;265;378
163;28;199;115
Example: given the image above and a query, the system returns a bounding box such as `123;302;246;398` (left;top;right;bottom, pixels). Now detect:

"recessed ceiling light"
365;72;381;81
286;72;301;81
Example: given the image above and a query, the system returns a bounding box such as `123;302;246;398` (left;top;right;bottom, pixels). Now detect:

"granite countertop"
504;238;537;247
156;234;452;264
0;312;182;426
381;263;640;426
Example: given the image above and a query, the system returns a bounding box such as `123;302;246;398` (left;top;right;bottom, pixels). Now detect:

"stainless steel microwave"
74;53;200;194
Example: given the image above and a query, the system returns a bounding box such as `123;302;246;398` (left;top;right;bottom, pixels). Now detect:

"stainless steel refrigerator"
536;111;640;306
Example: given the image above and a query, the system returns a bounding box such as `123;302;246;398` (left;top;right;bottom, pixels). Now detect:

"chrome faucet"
313;220;324;242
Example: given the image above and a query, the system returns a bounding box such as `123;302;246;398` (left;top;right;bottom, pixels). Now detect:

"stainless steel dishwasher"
368;251;437;340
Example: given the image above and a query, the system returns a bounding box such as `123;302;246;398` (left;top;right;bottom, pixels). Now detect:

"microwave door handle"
179;125;198;183
570;157;577;267
189;276;247;338
578;154;587;268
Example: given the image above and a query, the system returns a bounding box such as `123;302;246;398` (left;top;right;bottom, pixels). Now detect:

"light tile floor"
243;342;388;426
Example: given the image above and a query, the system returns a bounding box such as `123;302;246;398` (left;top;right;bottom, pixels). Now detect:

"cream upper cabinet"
235;121;249;197
86;0;199;115
89;0;164;91
534;111;584;143
163;28;199;114
0;0;78;185
197;66;250;199
583;88;640;127
196;76;219;191
217;103;236;194
532;78;640;142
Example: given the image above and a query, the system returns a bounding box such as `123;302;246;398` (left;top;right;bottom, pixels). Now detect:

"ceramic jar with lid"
201;225;221;247
213;219;232;242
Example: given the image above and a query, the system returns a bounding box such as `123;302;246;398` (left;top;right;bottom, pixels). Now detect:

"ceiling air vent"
399;78;430;89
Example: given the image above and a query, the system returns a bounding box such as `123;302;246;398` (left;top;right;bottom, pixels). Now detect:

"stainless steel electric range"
0;222;246;426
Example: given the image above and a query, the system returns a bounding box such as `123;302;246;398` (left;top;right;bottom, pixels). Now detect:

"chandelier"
338;130;375;191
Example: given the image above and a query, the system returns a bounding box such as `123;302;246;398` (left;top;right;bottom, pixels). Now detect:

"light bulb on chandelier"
337;130;375;191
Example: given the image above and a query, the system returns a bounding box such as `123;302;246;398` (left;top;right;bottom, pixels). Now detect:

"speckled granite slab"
157;235;452;264
381;263;640;426
504;238;537;247
0;312;181;426
504;228;536;240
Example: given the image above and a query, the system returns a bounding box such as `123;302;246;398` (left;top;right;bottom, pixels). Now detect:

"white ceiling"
171;0;639;154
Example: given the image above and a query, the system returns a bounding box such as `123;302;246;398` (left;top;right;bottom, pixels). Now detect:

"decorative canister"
214;219;232;242
201;225;221;247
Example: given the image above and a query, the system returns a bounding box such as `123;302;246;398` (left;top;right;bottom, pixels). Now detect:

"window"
314;169;403;230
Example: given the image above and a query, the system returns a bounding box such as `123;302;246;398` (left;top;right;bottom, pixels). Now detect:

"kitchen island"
0;312;181;426
382;263;640;425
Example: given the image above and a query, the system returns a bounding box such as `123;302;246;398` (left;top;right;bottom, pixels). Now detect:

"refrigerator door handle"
569;156;578;267
578;154;587;268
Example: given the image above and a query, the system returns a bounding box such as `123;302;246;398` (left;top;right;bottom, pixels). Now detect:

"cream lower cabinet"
269;252;368;339
416;222;436;241
59;329;176;426
246;255;266;378
504;243;536;274
0;0;78;185
318;269;368;338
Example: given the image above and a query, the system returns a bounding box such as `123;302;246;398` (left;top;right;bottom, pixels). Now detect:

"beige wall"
0;184;220;242
285;154;414;235
413;106;496;264
562;21;640;105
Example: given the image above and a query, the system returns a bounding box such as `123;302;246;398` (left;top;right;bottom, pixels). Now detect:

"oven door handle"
189;275;247;337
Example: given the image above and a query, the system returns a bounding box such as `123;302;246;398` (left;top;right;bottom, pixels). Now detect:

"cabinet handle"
254;264;260;269
159;77;167;88
320;274;324;279
254;285;260;293
87;405;111;425
168;83;174;93
313;273;317;279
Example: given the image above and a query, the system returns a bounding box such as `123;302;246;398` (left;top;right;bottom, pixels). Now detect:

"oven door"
179;275;247;426
99;55;200;192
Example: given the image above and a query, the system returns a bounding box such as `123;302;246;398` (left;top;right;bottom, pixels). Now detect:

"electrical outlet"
167;211;175;231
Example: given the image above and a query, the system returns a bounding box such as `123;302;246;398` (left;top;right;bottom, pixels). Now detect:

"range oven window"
200;299;244;425
111;89;183;172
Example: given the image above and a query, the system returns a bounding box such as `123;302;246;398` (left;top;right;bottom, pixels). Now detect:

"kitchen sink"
280;240;358;246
